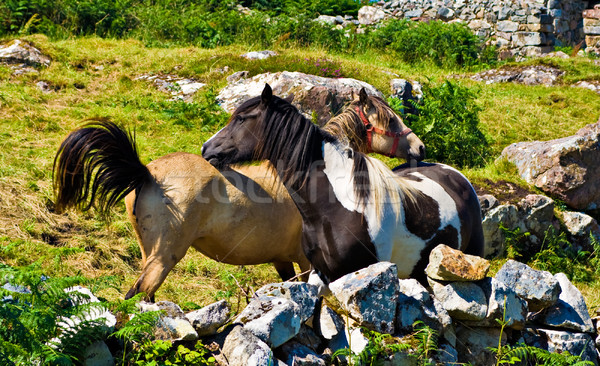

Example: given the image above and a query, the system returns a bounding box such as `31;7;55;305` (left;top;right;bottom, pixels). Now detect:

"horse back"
394;162;484;257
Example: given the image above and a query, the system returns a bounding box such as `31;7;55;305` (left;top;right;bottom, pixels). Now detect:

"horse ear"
261;84;273;105
359;88;371;107
284;93;294;103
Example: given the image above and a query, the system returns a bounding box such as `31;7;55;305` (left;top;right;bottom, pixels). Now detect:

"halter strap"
355;106;412;157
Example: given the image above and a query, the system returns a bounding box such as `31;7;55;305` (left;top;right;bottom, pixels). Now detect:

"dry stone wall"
362;0;589;57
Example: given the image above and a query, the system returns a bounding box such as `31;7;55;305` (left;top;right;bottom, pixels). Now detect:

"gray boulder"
396;278;451;334
218;71;383;126
501;120;600;212
83;341;114;366
495;260;561;312
315;305;349;352
315;15;337;25
523;328;599;366
481;203;519;257
390;79;422;114
540;273;594;333
50;287;117;347
185;299;230;337
329;262;399;334
455;326;505;366
235;297;301;348
518;195;556;243
254;282;318;323
222;325;275;366
430;280;488;321
478;277;528;329
0;39;51;67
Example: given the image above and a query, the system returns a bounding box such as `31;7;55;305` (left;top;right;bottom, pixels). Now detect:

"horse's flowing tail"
53;118;150;216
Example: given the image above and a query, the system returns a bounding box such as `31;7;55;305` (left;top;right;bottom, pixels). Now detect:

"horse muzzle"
408;145;426;164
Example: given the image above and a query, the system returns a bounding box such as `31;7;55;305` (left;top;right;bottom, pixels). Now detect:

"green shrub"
386;20;495;68
405;80;491;168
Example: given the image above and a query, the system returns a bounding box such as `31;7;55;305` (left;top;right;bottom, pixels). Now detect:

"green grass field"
1;35;600;312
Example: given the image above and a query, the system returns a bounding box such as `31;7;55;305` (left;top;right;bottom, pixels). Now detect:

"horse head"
350;88;425;162
202;84;274;168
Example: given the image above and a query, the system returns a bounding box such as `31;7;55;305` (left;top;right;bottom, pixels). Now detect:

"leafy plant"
500;225;531;260
133;340;215;366
332;327;413;365
531;229;600;283
412;321;437;366
375;19;497;68
406;80;491;168
0;263;109;365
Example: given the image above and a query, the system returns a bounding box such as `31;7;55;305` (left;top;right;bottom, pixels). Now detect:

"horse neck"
259;111;327;192
322;106;365;153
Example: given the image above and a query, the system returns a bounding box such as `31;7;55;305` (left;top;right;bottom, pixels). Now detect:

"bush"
384;19;495;68
406;80;491;168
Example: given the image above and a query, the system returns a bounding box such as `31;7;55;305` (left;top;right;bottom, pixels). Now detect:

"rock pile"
43;246;600;366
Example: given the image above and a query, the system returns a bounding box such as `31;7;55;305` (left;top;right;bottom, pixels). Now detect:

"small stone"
235;297;301;348
241;50;278;60
222;325;274;366
425;244;490;281
186;299;230;337
430;280;488;321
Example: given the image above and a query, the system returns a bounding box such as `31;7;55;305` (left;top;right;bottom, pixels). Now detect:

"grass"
1;35;600;310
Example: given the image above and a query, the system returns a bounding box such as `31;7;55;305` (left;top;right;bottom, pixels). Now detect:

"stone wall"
584;5;600;54
362;0;589;58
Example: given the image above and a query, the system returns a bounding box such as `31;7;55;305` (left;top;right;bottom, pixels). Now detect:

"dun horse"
202;84;484;288
53;90;420;300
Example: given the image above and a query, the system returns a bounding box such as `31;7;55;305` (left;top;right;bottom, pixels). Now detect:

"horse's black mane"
238;94;371;205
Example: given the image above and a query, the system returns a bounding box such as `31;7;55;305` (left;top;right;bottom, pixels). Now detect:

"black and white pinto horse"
202;84;484;287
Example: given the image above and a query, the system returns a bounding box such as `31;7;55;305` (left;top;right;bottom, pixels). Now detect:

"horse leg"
273;262;296;281
125;246;190;301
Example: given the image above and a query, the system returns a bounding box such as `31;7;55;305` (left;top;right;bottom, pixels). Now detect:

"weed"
531;229;600;283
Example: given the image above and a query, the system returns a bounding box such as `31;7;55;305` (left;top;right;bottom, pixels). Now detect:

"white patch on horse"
322;142;360;212
323;142;419;265
406;171;461;242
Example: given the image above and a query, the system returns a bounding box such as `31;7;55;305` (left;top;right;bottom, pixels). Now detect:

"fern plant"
0;263;110;365
332;327;413;366
412;321;437;366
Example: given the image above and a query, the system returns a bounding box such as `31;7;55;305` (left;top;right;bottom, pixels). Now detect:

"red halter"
356;106;413;157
